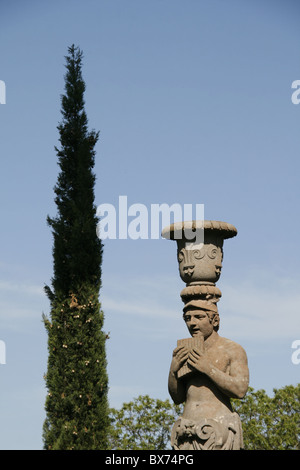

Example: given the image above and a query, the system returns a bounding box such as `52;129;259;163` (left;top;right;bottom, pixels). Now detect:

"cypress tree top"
46;44;102;302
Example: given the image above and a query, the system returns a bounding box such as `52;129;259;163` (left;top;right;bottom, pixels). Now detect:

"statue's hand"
187;347;211;375
171;346;189;374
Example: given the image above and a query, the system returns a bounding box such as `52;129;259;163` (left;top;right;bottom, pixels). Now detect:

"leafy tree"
43;45;109;450
108;385;299;450
109;395;183;450
232;385;300;450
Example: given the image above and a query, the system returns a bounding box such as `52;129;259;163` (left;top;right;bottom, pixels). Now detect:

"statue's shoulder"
217;335;248;358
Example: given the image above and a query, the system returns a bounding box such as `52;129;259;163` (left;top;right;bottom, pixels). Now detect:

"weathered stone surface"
162;220;249;450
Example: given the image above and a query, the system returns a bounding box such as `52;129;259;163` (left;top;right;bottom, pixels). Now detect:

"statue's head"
183;300;220;338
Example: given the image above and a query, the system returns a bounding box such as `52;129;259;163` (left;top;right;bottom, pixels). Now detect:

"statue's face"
183;309;214;339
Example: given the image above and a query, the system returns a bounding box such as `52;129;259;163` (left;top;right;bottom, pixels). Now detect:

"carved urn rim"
161;220;237;241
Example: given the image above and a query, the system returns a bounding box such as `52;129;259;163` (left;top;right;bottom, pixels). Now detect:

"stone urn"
161;220;237;305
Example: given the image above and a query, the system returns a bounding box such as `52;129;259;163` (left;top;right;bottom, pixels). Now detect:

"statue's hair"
206;310;220;332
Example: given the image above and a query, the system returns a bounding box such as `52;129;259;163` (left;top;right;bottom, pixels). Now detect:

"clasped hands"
171;345;211;376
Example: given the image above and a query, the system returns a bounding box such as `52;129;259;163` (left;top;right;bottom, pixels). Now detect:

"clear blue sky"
0;0;299;449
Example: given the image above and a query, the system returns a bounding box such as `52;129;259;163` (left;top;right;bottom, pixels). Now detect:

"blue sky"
0;0;300;449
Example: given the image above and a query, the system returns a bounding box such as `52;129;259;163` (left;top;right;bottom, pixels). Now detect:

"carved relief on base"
171;413;243;450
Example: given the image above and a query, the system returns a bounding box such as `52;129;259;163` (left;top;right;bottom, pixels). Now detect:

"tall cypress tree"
43;45;109;450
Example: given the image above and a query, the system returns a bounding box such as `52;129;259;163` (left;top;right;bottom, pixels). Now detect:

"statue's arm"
168;346;189;404
168;369;186;404
208;351;249;399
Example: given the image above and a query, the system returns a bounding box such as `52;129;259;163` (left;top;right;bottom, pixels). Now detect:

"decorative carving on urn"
162;220;237;286
176;244;223;283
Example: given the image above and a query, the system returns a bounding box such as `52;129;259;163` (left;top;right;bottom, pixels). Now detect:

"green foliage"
109;395;183;450
43;45;109;450
108;385;299;450
232;385;300;450
43;290;109;449
46;44;102;300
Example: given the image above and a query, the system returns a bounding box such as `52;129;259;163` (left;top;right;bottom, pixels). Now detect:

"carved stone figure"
162;220;249;450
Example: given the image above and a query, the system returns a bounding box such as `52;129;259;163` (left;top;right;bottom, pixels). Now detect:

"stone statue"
162;220;249;450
